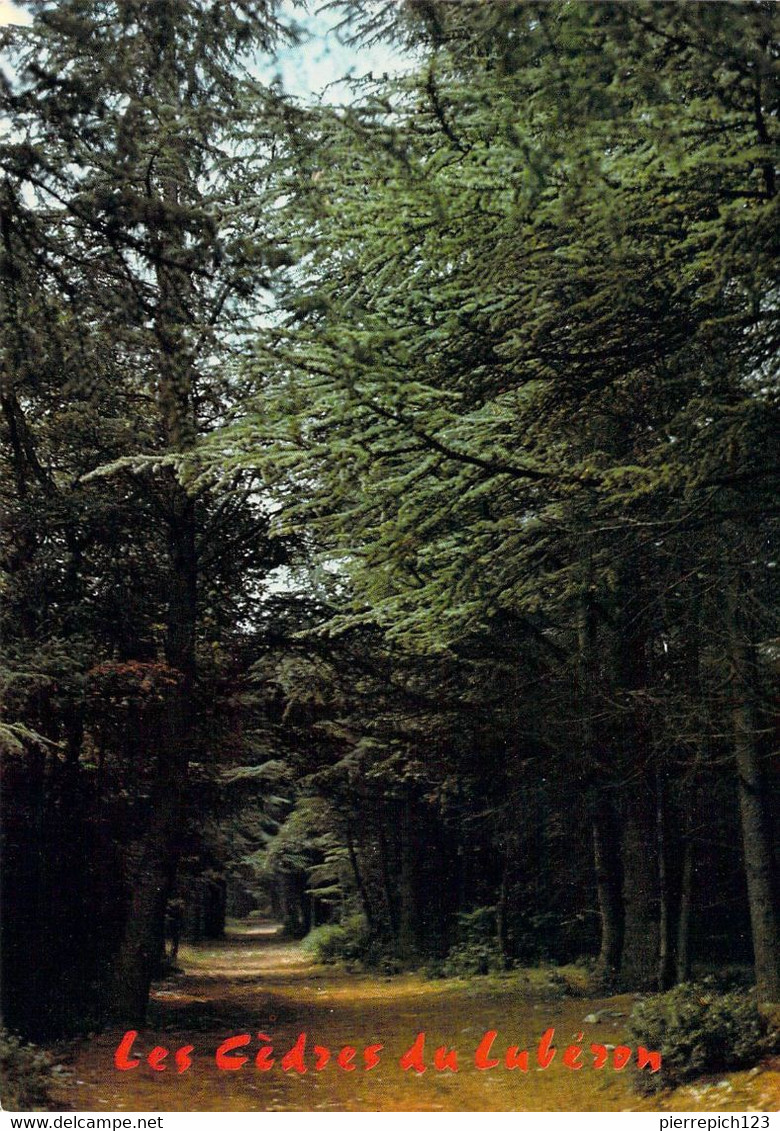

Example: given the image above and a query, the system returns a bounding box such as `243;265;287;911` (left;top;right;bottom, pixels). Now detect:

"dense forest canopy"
0;0;777;1042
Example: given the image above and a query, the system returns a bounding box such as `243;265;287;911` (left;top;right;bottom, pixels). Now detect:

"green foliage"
428;908;504;978
0;1030;55;1111
303;915;367;964
628;984;779;1091
217;0;779;672
253;797;347;890
303;914;398;972
432;941;505;980
511;912;569;965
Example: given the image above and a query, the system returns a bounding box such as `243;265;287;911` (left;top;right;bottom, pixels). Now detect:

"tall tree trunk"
109;767;181;1021
377;814;399;939
109;670;192;1022
673;587;704;987
107;99;200;1020
346;821;375;930
676;831;694;984
496;859;511;968
656;769;677;991
726;575;780;1002
109;484;197;1022
620;772;659;990
204;877;227;940
578;582;625;984
616;581;660;990
592;794;624;985
298;878;312;937
397;793;420;963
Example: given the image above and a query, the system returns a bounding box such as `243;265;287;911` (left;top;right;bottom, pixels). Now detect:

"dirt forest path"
50;922;779;1113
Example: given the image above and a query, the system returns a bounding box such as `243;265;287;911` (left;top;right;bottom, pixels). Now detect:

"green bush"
428;908;506;978
0;1030;55;1111
303;915;399;972
432;940;505;978
303;916;367;964
628;983;779;1091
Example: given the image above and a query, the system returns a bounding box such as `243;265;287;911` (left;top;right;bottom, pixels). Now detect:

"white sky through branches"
0;1;408;99
0;1;30;26
270;2;410;102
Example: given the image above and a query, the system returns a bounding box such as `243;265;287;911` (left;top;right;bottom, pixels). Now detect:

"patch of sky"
260;0;413;104
0;1;31;26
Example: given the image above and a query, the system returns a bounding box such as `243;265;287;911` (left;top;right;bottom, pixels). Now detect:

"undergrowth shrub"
429;942;505;978
303;918;365;963
512;911;564;964
628;982;779;1091
0;1029;55;1110
427;907;506;978
303;915;399;972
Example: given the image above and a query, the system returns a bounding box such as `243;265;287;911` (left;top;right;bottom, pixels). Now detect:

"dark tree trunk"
592;794;624;985
377;814;399;939
676;833;694;984
656;769;677;991
298;881;312;937
107;111;203;1022
204;877;227;940
109;686;191;1024
105;80;201;1014
620;772;660;990
346;821;375;930
673;590;704;987
616;591;660;990
496;860;511;968
726;577;780;1002
397;793;420;963
109;488;196;1024
578;582;625;983
110;824;178;1020
279;874;302;937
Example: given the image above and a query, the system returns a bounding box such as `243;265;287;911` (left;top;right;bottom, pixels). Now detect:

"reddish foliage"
86;660;185;707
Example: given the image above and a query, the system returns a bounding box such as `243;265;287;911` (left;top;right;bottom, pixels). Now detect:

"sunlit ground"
48;922;780;1113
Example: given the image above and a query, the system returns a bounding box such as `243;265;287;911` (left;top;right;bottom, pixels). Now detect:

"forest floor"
48;921;780;1113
